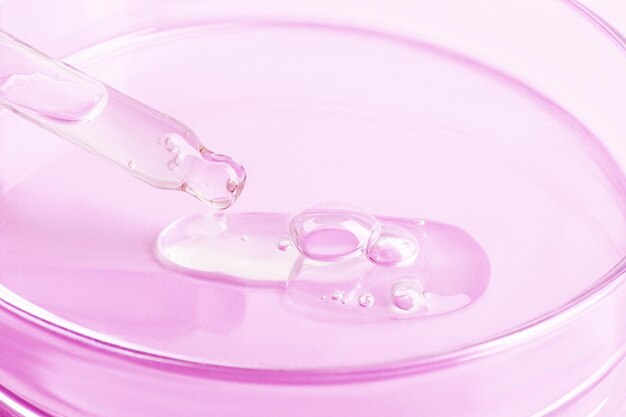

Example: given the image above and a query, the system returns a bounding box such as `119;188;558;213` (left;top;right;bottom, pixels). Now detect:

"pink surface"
0;19;624;417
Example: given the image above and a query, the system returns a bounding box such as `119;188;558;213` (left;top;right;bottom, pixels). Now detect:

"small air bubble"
240;235;249;242
358;293;375;308
331;290;344;301
277;239;292;251
366;224;419;267
391;280;425;311
127;160;135;169
226;179;239;193
164;134;180;153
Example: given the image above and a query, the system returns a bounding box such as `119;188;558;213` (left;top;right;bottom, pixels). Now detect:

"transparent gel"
158;207;489;319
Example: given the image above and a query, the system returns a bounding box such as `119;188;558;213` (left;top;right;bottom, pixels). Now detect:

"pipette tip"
182;146;246;210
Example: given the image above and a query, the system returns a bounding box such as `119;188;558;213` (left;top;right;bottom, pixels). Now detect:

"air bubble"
289;205;377;262
277;239;292;251
331;289;344;301
167;160;180;171
358;293;375;308
366;224;419;267
240;235;249;242
127;160;135;169
226;179;239;193
391;280;425;311
164;134;180;153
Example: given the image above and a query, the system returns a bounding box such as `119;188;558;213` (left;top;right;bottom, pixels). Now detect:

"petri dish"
0;1;624;416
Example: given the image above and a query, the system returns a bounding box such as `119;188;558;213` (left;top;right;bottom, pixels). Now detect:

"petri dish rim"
0;13;624;384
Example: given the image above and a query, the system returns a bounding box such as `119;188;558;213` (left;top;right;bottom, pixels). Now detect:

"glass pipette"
0;30;246;209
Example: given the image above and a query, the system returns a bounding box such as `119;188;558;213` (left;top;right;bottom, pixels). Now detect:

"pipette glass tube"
0;31;245;209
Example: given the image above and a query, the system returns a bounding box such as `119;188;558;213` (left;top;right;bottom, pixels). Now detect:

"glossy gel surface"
158;210;490;319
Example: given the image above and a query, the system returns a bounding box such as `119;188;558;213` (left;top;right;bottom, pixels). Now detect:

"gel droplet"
391;280;425;311
160;212;490;319
289;205;377;262
331;289;344;301
358;293;375;308
366;224;419;267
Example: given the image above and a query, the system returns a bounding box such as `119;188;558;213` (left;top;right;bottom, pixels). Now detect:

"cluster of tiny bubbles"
287;205;430;315
158;133;184;171
391;280;425;311
285;209;491;319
